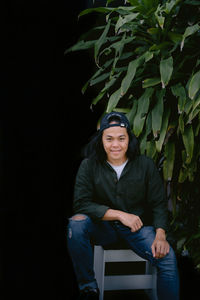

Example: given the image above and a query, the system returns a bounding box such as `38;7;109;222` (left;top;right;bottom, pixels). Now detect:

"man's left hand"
151;228;170;259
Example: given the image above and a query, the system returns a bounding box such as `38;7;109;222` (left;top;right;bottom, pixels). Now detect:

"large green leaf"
178;114;184;134
180;24;200;51
147;27;160;35
140;113;152;154
106;0;116;6
127;0;159;13
187;107;200;124
178;151;198;183
152;89;165;139
195;113;200;136
155;4;165;29
188;70;200;100
192;94;200;112
115;12;139;33
121;52;152;95
79;6;137;17
182;124;194;164
163;141;175;181
92;91;106;106
178;164;188;183
168;31;182;43
184;97;193;115
121;58;140;96
142;78;161;88
156;106;170;152
92;71;122;106
95;19;111;63
109;35;136;75
90;72;110;86
177;237;187;250
128;0;159;11
95;38;121;67
146;140;156;159
142;0;159;10
78;7;114;17
164;0;181;14
126;98;138;127
150;42;171;51
144;51;154;62
160;56;173;88
171;83;186;114
65;40;97;54
81;59;114;94
188;162;197;182
106;88;122;113
133;88;154;137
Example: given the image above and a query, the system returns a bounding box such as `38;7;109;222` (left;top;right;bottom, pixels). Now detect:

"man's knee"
71;214;87;221
157;246;178;272
67;214;90;240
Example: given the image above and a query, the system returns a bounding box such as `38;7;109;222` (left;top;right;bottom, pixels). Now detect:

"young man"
67;112;179;300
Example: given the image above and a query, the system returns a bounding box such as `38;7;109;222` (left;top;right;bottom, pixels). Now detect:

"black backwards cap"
99;112;131;133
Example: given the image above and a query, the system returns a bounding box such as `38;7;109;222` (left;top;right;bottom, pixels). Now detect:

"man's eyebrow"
105;134;126;137
105;135;113;138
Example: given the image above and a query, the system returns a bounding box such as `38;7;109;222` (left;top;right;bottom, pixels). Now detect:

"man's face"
102;125;129;165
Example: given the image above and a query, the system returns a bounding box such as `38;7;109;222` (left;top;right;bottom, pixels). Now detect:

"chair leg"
94;246;105;300
94;247;158;300
145;261;158;300
151;266;158;300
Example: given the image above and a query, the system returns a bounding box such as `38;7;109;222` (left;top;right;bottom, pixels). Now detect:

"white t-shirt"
108;160;128;180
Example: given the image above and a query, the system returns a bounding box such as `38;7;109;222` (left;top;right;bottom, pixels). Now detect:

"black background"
1;1;200;299
1;0;99;299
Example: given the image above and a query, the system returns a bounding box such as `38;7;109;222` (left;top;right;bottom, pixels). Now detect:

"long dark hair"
83;126;140;163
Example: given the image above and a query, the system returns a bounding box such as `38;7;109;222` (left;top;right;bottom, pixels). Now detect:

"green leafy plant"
65;0;200;269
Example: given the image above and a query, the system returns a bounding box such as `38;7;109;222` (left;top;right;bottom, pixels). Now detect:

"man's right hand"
119;211;143;232
103;209;143;232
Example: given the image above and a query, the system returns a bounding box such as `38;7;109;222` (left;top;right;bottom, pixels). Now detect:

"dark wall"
1;1;100;299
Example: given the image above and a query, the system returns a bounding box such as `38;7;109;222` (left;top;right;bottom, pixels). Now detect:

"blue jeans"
67;215;179;300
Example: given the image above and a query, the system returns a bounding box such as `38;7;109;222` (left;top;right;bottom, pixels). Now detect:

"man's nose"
112;140;119;147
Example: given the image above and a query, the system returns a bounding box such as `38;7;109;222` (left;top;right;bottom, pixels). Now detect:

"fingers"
160;243;170;258
130;216;143;232
151;241;170;259
120;213;143;232
155;243;162;258
151;244;156;258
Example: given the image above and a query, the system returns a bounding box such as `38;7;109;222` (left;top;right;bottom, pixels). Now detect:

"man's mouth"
111;150;121;153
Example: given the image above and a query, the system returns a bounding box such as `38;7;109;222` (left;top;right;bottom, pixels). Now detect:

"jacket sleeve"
146;158;169;231
73;159;110;220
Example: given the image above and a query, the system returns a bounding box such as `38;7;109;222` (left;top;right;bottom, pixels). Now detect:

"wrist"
155;228;166;240
103;209;125;221
117;211;126;222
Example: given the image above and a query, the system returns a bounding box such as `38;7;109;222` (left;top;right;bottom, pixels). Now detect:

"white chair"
94;245;157;300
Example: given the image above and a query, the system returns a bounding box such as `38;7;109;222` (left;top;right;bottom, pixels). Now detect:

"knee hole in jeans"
71;214;87;221
68;214;88;239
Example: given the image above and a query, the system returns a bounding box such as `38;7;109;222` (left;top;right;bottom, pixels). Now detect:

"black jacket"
73;155;168;231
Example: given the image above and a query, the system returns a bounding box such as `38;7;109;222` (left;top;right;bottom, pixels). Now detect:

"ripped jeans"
67;214;179;300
